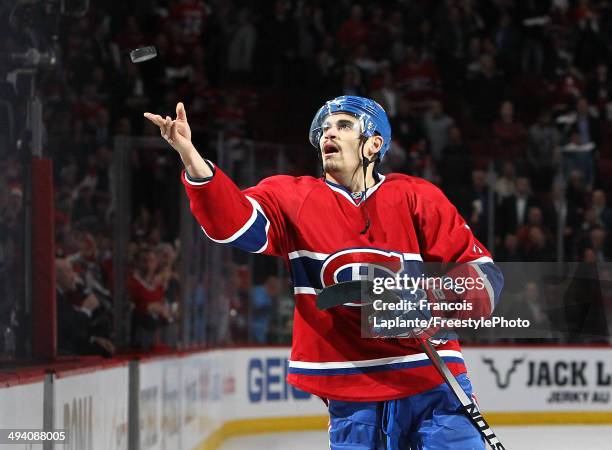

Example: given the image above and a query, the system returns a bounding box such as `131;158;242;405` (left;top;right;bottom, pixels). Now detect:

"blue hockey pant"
327;373;485;450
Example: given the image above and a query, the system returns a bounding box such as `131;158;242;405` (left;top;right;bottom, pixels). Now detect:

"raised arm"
144;102;288;257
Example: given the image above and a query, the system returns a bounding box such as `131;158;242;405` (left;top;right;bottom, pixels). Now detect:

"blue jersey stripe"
230;209;269;253
290;256;325;290
478;262;504;308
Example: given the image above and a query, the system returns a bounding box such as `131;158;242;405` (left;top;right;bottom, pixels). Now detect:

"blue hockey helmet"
309;95;392;160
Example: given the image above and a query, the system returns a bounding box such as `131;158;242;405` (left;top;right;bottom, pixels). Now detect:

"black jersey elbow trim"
185;160;216;183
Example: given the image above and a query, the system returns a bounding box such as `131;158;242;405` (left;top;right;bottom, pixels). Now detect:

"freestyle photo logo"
370;315;532;332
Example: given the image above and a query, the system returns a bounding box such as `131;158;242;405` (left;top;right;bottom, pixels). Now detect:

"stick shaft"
420;339;505;450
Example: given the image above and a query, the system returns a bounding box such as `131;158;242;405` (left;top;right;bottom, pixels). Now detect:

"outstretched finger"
176;102;187;121
144;112;164;127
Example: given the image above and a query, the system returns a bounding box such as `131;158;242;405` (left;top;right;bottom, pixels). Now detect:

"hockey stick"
316;281;506;450
419;338;505;450
317;280;383;309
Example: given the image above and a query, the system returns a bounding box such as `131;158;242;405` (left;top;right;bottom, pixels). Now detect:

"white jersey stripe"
293;287;320;295
200;195;269;247
288;250;329;260
468;256;494;264
289;349;463;370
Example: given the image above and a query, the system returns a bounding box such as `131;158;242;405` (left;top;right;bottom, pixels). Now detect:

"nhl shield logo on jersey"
320;248;404;287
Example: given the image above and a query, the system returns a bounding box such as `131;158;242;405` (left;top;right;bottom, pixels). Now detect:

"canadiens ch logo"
482;357;525;389
320;248;404;287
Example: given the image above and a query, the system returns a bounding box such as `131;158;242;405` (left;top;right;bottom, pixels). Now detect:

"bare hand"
147;302;172;320
92;336;115;355
82;293;100;312
144;102;193;154
144;102;212;178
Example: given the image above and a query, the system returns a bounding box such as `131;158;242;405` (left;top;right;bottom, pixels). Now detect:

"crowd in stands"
2;0;612;357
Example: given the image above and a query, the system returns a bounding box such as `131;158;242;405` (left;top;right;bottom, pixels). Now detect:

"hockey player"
144;96;503;449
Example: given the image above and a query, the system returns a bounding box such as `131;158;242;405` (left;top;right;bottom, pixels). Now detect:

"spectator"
423;100;454;162
518;3;550;75
589;189;612;231
380;139;407;176
539;182;567;239
549;64;586;112
497;234;522;262
587;63;612;119
155;243;180;306
391;98;425;155
128;247;172;349
168;0;209;49
250;275;281;344
584;227;610;262
572;1;608;73
583;247;597;263
260;0;298;86
494;161;517;202
494;12;521;76
565;170;588;256
340;65;364;97
385;9;406;64
492;100;528;161
72;185;97;224
363;4;387;59
55;259;114;356
371;66;398;119
517;206;554;248
436;5;467;76
498;176;540;238
505;281;552;334
295;3;325;64
67;232;110;303
227;8;257;76
337;4;368;51
437;126;472;208
466;54;505;123
227;265;251;344
467;169;492;242
351;43;380;76
395;47;441;108
527;110;561;192
559;97;599;187
461;0;485;38
521;226;556;261
465;36;484;78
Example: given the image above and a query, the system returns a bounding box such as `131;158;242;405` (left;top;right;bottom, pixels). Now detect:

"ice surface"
218;426;612;450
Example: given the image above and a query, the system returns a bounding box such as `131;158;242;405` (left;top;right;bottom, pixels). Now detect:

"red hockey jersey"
181;164;503;401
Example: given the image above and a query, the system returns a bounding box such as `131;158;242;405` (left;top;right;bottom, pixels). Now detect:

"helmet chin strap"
359;140;372;235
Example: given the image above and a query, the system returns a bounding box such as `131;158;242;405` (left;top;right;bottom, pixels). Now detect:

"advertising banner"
231;348;324;418
463;347;612;412
0;381;45;450
54;366;129;450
